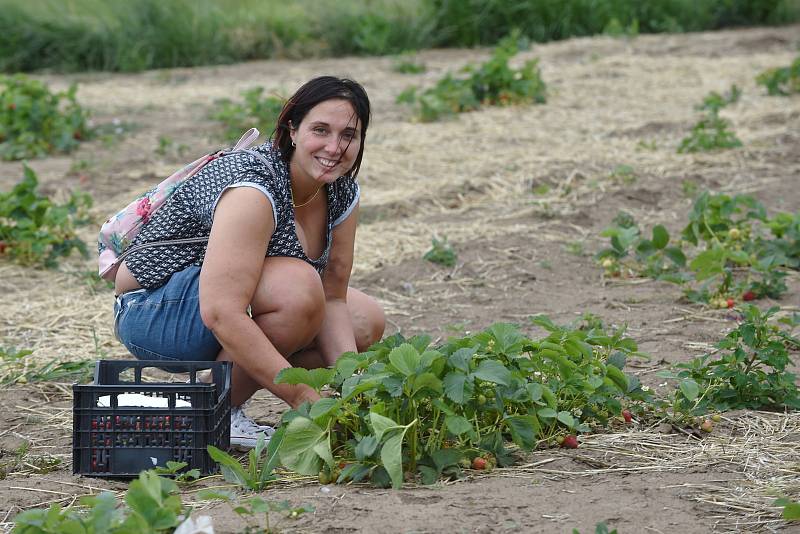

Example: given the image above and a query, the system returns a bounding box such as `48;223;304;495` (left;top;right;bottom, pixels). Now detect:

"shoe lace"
231;407;264;435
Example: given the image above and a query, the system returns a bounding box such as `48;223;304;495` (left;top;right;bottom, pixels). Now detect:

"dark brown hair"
273;76;371;179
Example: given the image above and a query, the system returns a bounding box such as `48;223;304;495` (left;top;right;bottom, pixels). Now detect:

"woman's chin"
315;170;342;183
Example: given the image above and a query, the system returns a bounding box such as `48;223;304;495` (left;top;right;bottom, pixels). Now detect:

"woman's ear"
288;121;297;145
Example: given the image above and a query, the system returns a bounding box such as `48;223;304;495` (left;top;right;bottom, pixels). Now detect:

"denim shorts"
114;266;222;362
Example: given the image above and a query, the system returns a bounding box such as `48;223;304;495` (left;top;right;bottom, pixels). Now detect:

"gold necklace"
292;184;323;208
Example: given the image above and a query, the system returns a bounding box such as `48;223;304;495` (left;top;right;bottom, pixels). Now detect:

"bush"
2;0;797;73
0;74;92;160
427;0;800;46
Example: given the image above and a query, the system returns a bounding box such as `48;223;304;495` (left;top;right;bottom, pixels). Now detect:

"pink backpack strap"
98;129;267;282
232;128;260;151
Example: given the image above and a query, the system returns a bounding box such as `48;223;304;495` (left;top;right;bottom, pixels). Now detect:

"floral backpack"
97;128;261;282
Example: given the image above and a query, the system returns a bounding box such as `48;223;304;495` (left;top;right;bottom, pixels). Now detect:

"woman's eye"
313;127;327;134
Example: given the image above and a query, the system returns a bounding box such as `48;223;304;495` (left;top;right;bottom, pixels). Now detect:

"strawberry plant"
210;86;285;142
152;461;200;486
595;211;687;280
659;305;800;416
596;192;798;305
572;522;619;534
0;165;92;268
0;74;93;160
678;111;741;153
12;470;188;533
271;317;647;488
763;210;800;269
696;84;741;113
681;191;793;303
678;87;742;153
756;56;800;96
397;30;546;122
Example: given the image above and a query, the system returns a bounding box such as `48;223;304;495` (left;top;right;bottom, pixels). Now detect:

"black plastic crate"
73;360;231;478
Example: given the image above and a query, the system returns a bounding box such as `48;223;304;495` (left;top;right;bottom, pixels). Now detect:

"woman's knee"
251;257;325;339
349;288;385;352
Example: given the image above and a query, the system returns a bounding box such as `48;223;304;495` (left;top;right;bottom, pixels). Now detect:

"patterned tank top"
124;143;360;289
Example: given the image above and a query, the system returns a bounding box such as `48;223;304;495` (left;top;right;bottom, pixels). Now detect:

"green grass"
1;0;798;73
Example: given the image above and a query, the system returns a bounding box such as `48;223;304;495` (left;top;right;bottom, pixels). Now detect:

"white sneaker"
230;405;275;449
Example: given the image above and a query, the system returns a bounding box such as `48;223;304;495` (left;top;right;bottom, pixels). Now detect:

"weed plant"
199;490;313;532
775;498;800;521
678;113;742;153
0;166;92;268
0;345;94;386
391;51;426;74
207;435;280;491
0;75;92;160
4;0;796;72
423;236;457;267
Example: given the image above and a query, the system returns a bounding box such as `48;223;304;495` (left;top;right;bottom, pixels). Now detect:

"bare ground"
1;24;800;533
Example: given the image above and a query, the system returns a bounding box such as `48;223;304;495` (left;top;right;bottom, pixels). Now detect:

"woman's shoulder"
249;142;288;175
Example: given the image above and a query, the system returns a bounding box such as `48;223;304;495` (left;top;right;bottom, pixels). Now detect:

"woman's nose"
325;136;343;155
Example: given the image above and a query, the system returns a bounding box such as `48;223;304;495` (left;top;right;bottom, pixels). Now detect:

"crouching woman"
112;77;385;447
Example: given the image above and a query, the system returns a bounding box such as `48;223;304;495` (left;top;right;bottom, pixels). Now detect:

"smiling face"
289;98;361;186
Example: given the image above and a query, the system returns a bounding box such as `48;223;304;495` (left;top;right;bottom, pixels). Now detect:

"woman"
112;77;385;448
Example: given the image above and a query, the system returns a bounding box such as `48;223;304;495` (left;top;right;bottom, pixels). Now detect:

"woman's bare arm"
316;202;360;365
199;187;318;408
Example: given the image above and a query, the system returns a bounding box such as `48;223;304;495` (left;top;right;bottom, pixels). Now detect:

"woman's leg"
218;256;385;405
289;287;386;370
216;256;326;406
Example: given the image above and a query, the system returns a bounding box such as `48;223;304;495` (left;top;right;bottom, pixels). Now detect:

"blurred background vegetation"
1;0;798;73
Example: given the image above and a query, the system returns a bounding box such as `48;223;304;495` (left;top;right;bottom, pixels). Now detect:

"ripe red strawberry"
561;435;579;449
742;291;756;301
726;298;735;309
472;457;487;470
622;409;633;423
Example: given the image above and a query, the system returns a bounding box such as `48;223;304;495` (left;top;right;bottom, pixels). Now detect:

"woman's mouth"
316;156;338;169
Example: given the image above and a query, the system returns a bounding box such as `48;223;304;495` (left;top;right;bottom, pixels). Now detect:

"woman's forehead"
304;99;360;128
